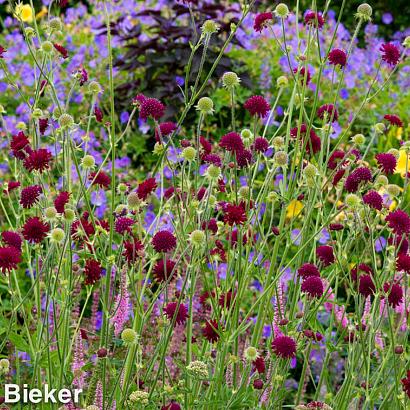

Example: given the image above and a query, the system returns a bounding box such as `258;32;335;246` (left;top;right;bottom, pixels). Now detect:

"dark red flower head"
223;203;247;226
39;118;49;135
327;150;346;170
363;190;383;210
153;258;176;282
293;67;311;86
317;104;338;122
139;97;165;121
304;11;325;28
219;132;244;153
22;217;50;243
271;335;297;359
137;177;157;200
89;171;111;188
203;319;221;343
290;124;321;154
0;246;21;273
328;48;347;68
123;237;144;264
23;148;52;173
386;209;410;235
155;122;177;141
161;402;181;410
344;167;372;193
115;217;134;235
383;282;403;308
401;370;410;398
380;43;400;66
253;356;266;374
316;245;335;266
236;149;253;168
1;231;22;250
10;131;30;159
254;137;269;153
384;114;403;127
350;263;373;282
164;302;188;326
375;153;397;174
20;185;42;209
396;253;410;274
244;95;270;118
54;191;70;213
254;12;273;32
53;43;68;59
298;263;320;279
84;258;102;285
94;106;103;123
358;274;375;297
0;46;6;58
301;276;324;298
152;230;177;253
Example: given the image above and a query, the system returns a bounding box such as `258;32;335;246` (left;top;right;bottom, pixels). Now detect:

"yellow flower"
36;6;48;20
286;199;303;218
395;149;410;176
15;3;33;22
396;127;403;140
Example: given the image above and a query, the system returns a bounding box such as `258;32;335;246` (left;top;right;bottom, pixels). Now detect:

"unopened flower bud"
201;20;219;34
273;151;288;167
274;3;290;18
222;71;241;88
196;97;214;115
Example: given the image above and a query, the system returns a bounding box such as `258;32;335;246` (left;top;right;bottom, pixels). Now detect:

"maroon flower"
301;276;324;298
71;216;95;241
152;230;177;253
10;131;30;159
23;148;52;173
290;124;321;154
1;231;22;250
162;402;181;410
254;137;269;153
53;43;68;59
344;167;372;193
304;11;325;28
401;370;410;398
115;217;134;235
203;154;222;167
0;45;6;58
358;274;375;297
253;379;264;389
254;12;273;32
139;97;165;121
4;181;20;193
22;217;50;243
89;171;111;188
350;263;373;282
383;282;403;308
236;149;253;168
317;104;338;122
219;132;244;153
164;302;188;326
20;185;42;209
155;122;177;141
0;246;21;273
298;263;320;279
244;95;270;118
153;259;176;282
223;203;247;226
271;335;297;359
54;191;70;214
384;114;403;127
329;223;344;231
94;106;103;123
380;43;400;66
137;177;157;200
375;153;397;174
386;209;410;235
39;118;49;135
123;237;144;264
219;290;234;308
327;150;346;170
328;48;347;68
332;169;346;186
316;245;335;266
202;218;218;234
202;319;221;343
253;356;266;374
200;136;212;155
293;66;311;86
363;190;383;210
84;258;102;285
396;253;410;274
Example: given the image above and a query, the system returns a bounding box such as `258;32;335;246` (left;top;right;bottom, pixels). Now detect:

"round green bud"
196;97;214;115
45;206;58;220
182;146;197;162
0;358;10;368
345;194;361;209
58;113;74;129
186;360;208;378
81;154;95;169
238;186;250;200
388;148;400;159
153;142;165;155
190;230;206;247
88;81;103;95
63;208;76;222
272;136;285;150
207;164;221;180
375;175;388;187
241;128;253;140
41;41;54;54
50;228;65;243
274;3;290;18
403;36;410;48
357;3;372;18
303;163;317;179
117;183;128;194
244;346;259;361
277;75;289;88
222;71;240;88
128;391;149;405
25;27;35;37
121;328;138;344
115;204;127;215
49;17;62;31
32;108;43;119
374;123;386;134
273;151;288;167
386;184;400;197
16;122;27;131
127;192;142;209
201;20;219;34
352;133;365;145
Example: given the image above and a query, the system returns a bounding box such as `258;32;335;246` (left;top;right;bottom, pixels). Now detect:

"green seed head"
16;122;27;131
275;3;290;18
32;108;43;119
386;184;400;197
182;146;197;162
244;346;259;361
272;136;285;150
41;41;54;54
117;183;128;194
45;206;58;220
196;97;214;115
190;230;206;247
352;133;365;145
128;391;149;405
241;128;253;140
345;194;361;209
49;17;62;31
121;328;138;344
58;113;74;129
273;151;288;167
277;75;289;88
201;20;219;34
25;27;35;37
63;208;76;222
238;186;250;200
81;154;95;169
304;163;317;179
50;228;65;243
375;175;388;187
222;71;241;88
88;81;103;95
403;36;410;48
207;164;221;180
356;3;372;20
374;123;386;134
127;192;142;209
